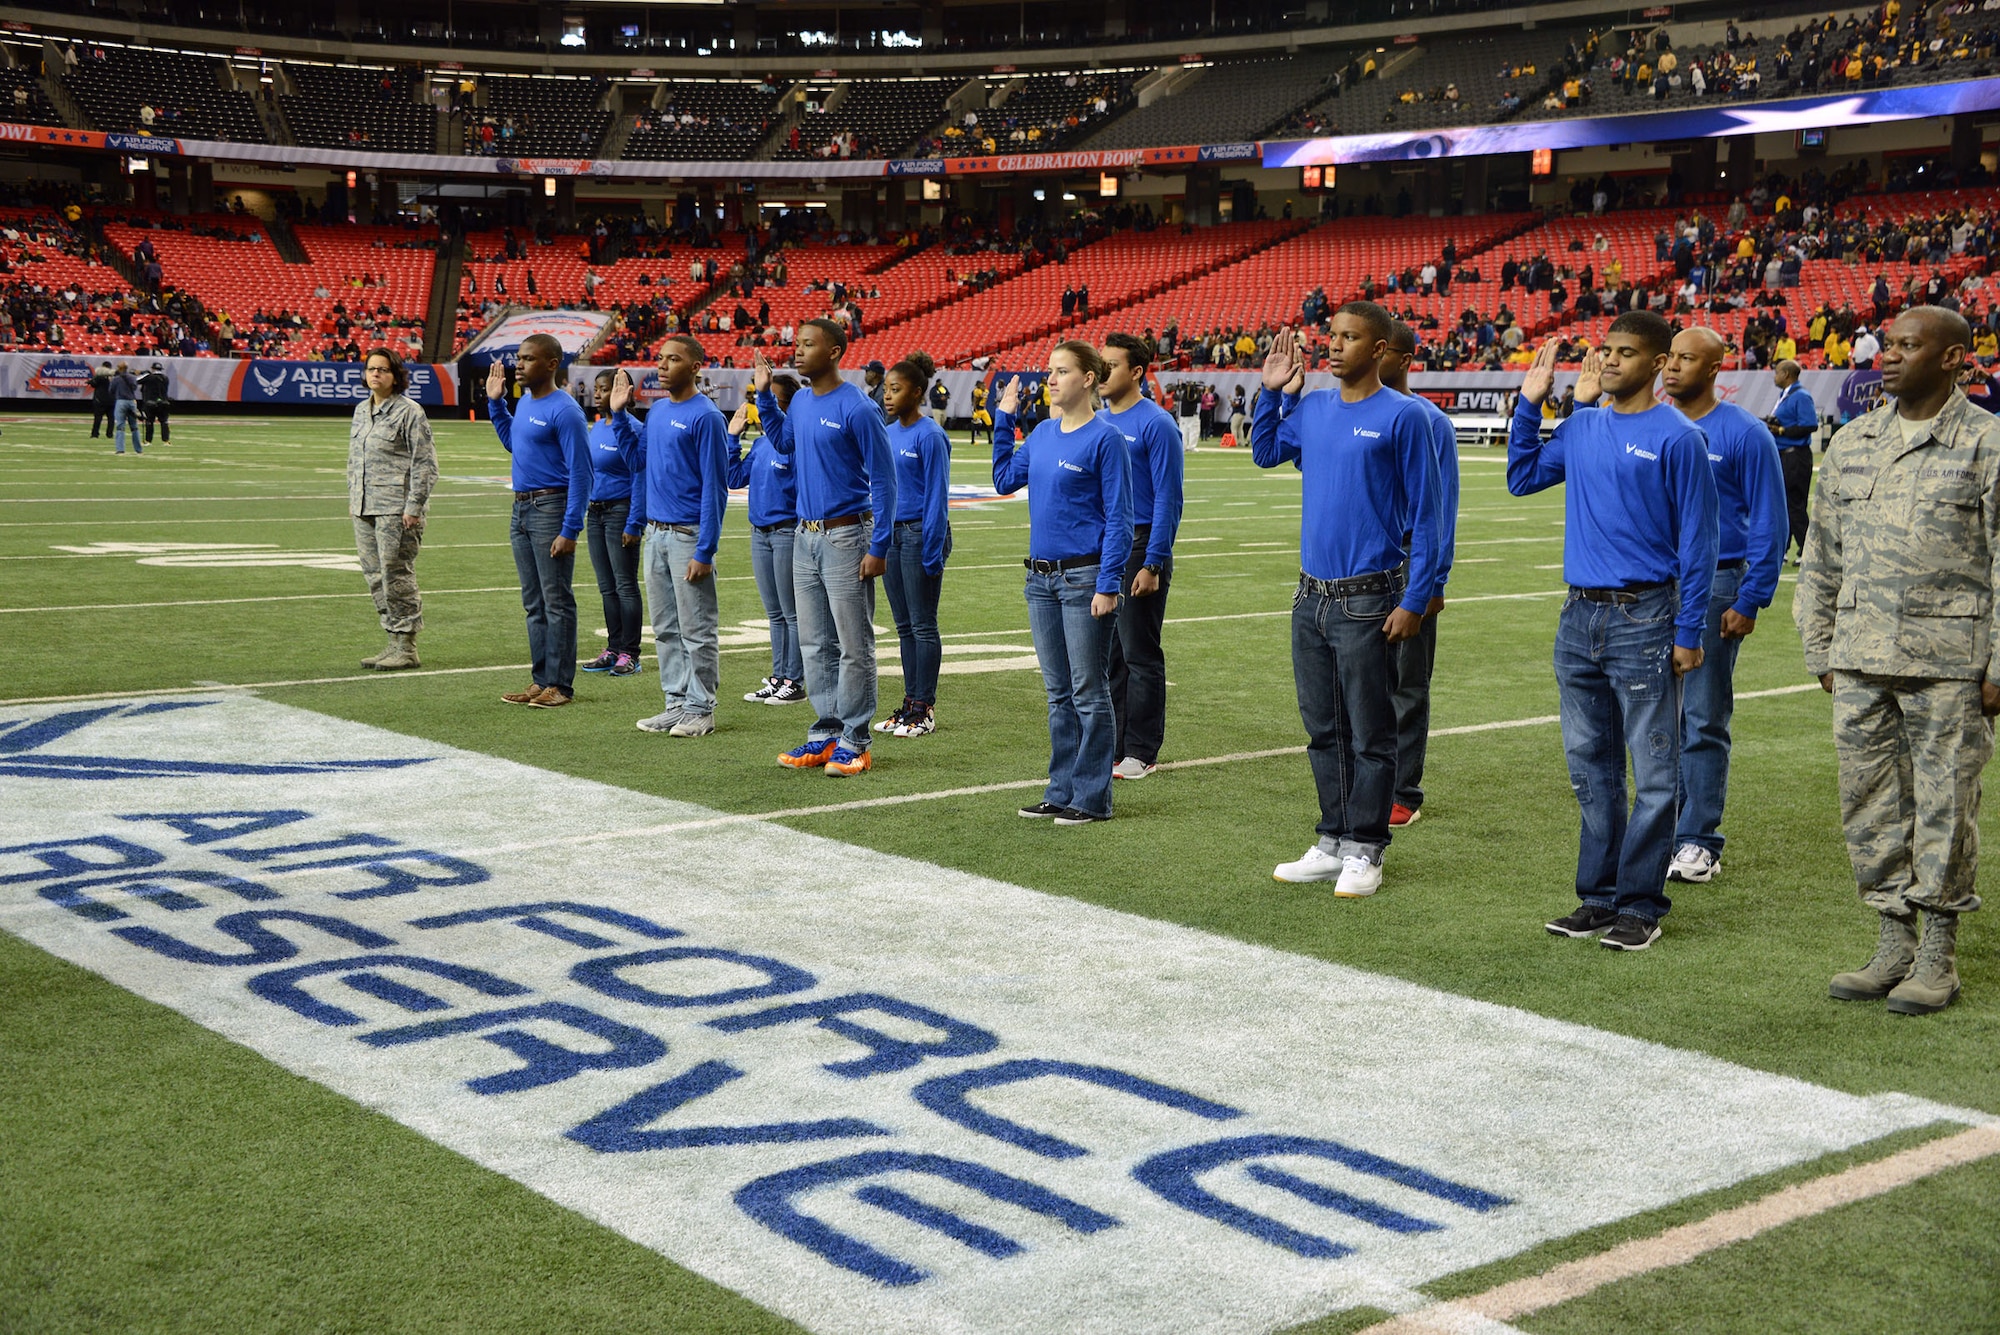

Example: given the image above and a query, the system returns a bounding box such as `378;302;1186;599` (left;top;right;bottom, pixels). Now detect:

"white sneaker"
1113;756;1158;779
1273;846;1344;883
636;709;683;733
668;713;715;737
1333;856;1383;898
1666;843;1720;883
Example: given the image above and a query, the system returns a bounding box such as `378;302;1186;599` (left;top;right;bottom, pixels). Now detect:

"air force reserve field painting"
0;696;1978;1335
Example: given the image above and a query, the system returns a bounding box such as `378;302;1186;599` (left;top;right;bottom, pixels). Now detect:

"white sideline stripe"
1358;1124;2000;1335
431;688;1825;860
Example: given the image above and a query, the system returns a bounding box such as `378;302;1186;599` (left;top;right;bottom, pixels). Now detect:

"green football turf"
1;409;1995;1334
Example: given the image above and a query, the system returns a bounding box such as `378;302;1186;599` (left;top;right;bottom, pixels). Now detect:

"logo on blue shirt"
1625;444;1659;461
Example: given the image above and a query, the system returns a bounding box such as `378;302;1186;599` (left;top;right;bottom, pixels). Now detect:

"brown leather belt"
514;487;564;501
799;512;868;532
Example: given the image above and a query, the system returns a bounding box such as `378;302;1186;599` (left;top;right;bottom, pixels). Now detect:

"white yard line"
1357;1124;2000;1335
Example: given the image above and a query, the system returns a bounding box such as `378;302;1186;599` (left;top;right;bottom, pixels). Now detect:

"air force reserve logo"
252;365;287;398
0;696;1952;1335
0;701;430;781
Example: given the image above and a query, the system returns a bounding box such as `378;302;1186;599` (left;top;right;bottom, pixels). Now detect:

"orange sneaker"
825;744;872;776
778;737;839;769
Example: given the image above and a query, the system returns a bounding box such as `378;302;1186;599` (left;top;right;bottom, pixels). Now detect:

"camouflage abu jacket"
1795;387;2000;681
347;391;438;519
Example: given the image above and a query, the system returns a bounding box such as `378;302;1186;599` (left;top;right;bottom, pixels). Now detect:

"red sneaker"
1390;803;1422;827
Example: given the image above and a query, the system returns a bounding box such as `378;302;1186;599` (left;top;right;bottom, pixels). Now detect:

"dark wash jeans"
1291;579;1402;862
1110;539;1172;765
1554;583;1682;923
510;493;578;693
585;499;643;658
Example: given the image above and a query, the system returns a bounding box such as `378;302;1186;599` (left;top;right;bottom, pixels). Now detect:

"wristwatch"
1141;562;1163;577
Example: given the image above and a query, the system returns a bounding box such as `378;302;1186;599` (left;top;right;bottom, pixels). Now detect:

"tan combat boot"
373;632;421;672
360;636;395;669
1885;911;1960;1015
1828;911;1918;1001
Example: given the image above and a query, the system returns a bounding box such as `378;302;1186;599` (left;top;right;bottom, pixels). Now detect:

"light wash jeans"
1677;562;1746;856
1554;584;1682;924
1025;564;1117;819
113;400;140;453
793;523;878;749
643;525;720;717
749;524;804;683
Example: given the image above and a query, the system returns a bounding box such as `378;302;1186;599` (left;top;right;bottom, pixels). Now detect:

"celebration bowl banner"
468;310;614;363
1262;76;2000;166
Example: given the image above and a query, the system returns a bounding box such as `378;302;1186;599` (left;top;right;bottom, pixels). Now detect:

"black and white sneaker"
744;676;780;703
1018;802;1067;819
1546;905;1620;938
1054;808;1111;825
875;697;914;733
765;678;807;705
1600;915;1663;951
1666;843;1720;883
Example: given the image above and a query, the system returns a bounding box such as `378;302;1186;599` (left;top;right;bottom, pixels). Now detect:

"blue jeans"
1292;583;1401;861
750;524;804;683
1554;584;1682;923
642;525;720;716
509;493;578;693
1677;562;1746;856
882;519;951;706
113;400;140;453
585;500;643;658
793;523;878;749
1025;565;1118;819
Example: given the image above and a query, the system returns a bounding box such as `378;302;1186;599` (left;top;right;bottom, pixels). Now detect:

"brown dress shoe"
527;686;573;708
501;684;544;705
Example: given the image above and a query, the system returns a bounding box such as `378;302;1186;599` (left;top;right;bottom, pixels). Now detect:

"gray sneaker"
668;713;715;737
1113;756;1157;779
636;709;684;733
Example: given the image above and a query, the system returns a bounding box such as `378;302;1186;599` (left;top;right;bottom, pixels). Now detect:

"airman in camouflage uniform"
348;350;438;671
1795;306;2000;1015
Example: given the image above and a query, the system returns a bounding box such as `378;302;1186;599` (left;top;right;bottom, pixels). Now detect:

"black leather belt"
514;486;564;501
1025;555;1098;573
587;499;628;513
1573;579;1672;605
1299;568;1404;598
755;521;789;533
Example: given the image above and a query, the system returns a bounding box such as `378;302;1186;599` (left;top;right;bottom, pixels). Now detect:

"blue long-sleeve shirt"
1101;396;1184;566
757;380;897;558
1691;401;1787;618
588;411;644;535
1771;381;1817;446
726;420;799;530
1401;389;1459;599
1251;384;1440;616
491;388;592;540
1507;395;1719;649
992;409;1132;594
888;415;953;574
631;391;730;563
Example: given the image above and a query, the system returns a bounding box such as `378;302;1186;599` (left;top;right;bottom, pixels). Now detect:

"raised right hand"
609;369;634;414
998;375;1022;415
1521;339;1559;406
729;401;751;435
485;359;505;400
1262;332;1299;391
1574;348;1603;404
752;354;772;393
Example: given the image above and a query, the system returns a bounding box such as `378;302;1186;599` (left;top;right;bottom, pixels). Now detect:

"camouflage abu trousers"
353;514;423;635
1832;671;1990;915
